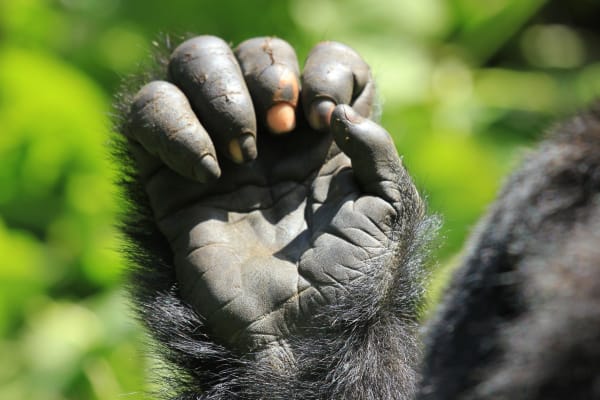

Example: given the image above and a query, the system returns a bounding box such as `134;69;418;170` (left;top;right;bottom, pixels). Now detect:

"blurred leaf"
450;0;547;63
475;68;558;111
521;24;586;68
0;45;124;291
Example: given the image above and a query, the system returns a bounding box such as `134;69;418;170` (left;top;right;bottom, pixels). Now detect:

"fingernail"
308;99;336;131
229;133;257;164
267;103;296;134
194;154;221;182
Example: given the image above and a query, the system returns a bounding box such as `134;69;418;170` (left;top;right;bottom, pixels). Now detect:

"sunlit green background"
1;0;599;398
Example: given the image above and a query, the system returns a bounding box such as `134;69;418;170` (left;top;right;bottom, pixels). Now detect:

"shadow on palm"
160;121;393;350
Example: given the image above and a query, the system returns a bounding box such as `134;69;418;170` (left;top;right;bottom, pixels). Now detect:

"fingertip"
229;133;257;164
194;154;221;182
235;37;300;134
330;105;365;152
308;99;336;132
330;104;394;161
169;36;257;162
239;133;258;161
331;104;365;132
228;139;243;163
329;105;404;203
302;41;374;127
267;103;296;134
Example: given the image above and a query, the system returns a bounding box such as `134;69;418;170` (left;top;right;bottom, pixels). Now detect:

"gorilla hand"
121;36;431;399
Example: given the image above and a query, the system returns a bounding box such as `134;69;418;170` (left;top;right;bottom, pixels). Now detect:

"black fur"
419;105;600;399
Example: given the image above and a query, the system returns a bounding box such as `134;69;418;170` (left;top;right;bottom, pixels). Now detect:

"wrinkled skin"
124;36;421;351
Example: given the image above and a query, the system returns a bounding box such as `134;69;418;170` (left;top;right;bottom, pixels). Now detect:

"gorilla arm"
419;105;600;400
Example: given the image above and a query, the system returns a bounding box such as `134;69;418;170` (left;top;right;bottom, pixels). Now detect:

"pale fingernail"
308;99;335;131
267;103;296;134
229;133;257;164
229;139;243;163
194;154;221;182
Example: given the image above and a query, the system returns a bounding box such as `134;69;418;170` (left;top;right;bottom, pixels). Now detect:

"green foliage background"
1;0;598;398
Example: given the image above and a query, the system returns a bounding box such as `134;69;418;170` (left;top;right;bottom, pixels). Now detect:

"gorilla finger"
235;37;300;135
126;80;220;182
351;79;377;120
302;42;375;131
169;36;257;164
330;105;404;204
